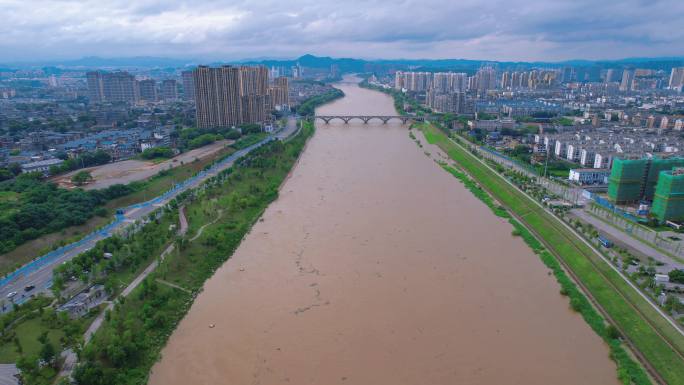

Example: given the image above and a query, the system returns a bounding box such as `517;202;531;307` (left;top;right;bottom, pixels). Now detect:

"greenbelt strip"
70;122;315;385
419;124;684;385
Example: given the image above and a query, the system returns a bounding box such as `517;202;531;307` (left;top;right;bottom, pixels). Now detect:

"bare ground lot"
53;140;231;190
0;142;233;275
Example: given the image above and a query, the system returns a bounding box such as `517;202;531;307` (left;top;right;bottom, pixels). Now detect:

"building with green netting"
645;158;684;200
607;158;648;203
607;157;684;204
651;168;684;222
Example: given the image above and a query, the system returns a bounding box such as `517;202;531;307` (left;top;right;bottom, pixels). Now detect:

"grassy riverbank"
70;121;315;385
417;123;684;385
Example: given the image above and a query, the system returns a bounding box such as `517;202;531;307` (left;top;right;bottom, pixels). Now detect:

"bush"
141;147;174;160
188;134;220;149
71;171;93;186
668;269;684;284
224;129;241;140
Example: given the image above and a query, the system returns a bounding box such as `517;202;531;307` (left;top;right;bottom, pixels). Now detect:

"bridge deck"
313;115;425;124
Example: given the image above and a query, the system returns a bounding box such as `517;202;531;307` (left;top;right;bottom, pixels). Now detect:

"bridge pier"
362;117;370;124
342;117;351;124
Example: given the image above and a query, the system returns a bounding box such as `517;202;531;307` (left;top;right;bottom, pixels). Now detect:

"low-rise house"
568;168;610;185
21;158;64;175
58;285;107;319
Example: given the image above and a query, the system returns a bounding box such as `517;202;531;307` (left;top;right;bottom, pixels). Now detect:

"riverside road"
0;119;298;313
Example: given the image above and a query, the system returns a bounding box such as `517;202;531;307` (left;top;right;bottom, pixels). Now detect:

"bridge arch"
313;115;425;124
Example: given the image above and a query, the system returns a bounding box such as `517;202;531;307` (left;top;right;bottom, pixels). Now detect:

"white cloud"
0;0;683;61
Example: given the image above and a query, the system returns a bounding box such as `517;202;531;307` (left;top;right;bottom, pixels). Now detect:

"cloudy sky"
1;0;683;62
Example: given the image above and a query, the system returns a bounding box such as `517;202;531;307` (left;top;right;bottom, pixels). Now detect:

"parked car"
598;235;613;248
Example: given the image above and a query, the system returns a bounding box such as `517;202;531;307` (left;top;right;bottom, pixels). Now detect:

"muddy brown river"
149;76;620;385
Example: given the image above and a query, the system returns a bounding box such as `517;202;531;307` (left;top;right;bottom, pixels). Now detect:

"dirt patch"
53;140;232;190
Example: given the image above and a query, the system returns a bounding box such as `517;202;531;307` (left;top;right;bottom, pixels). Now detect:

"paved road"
0;123;299;313
0;365;18;385
2;120;302;384
571;209;684;271
59;237;179;379
474;145;589;205
56;124;292;379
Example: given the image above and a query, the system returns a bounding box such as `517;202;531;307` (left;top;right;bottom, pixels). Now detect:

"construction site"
607;157;684;222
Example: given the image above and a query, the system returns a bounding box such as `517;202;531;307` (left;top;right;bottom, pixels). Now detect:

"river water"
149;76;619;385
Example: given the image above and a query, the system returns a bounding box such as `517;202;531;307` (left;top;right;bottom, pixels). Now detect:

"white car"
6;291;17;299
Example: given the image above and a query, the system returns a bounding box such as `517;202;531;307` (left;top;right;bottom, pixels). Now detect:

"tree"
73;361;111;385
16;355;38;382
8;162;22;176
72;170;93;186
0;168;13;181
664;294;684;313
668;269;684;284
39;339;56;366
224;129;241;140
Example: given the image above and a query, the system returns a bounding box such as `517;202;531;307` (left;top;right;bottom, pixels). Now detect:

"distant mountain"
241;54;367;73
2;54;683;72
249;55;684;73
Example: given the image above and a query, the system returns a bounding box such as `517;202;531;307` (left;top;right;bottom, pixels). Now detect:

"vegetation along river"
148;76;620;385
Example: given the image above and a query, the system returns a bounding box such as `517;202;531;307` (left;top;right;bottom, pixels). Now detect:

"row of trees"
140;146;174;160
71;122;316;385
176;123;262;151
49;150;111;175
52;214;174;297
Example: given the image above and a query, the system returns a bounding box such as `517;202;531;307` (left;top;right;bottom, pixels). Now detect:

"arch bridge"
313;115;426;124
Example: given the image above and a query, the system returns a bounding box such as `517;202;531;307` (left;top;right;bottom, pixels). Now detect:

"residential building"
268;76;289;109
86;71;105;103
620;69;635;92
182;70;195;101
105;72;138;103
137;79;157;102
21;158;64;175
651;168;684;221
161;79;178;101
670;67;684;91
194;65;243;128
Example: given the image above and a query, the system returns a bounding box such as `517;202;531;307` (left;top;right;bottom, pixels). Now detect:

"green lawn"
0;304;100;364
0;317;63;363
421;124;684;385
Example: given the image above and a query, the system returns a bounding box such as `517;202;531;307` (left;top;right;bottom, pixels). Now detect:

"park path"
58;206;189;379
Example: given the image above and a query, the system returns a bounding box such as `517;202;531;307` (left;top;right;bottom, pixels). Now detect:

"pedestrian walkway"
156;279;191;293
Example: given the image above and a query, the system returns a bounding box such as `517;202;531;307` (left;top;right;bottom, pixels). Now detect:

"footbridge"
313;115;427;124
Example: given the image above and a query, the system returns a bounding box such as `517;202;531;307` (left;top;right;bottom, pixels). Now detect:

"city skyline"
2;0;684;63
